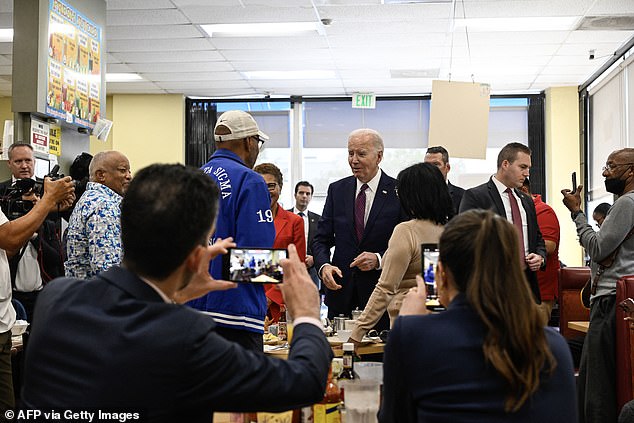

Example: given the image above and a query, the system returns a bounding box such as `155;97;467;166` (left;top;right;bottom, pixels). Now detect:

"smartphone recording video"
421;243;439;300
222;248;288;283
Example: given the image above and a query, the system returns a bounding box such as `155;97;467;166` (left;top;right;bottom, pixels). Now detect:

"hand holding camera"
41;176;75;211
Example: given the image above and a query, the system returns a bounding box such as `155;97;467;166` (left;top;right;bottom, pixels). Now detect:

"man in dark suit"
22;164;332;422
459;142;546;302
313;129;406;329
288;181;321;288
424;145;465;215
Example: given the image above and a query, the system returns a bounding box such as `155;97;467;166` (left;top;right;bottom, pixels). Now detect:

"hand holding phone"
222;248;288;283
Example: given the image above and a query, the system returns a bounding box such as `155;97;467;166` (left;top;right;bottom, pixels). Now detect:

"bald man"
65;151;132;279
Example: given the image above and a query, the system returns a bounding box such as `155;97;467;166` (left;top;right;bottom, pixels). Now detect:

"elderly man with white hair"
65;151;131;279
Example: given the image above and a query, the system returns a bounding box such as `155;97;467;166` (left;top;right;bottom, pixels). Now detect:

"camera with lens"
0;165;66;220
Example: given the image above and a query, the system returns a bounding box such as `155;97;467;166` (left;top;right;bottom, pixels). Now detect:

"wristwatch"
571;210;584;220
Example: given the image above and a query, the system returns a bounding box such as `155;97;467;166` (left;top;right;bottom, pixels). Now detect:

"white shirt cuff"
293;316;324;331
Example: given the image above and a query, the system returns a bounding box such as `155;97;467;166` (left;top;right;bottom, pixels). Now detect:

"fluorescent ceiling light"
106;73;143;82
383;0;451;3
0;28;13;42
201;22;323;37
242;70;336;80
453;16;579;32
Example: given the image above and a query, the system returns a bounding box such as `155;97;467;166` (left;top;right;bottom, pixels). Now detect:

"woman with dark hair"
254;163;306;323
349;162;453;342
379;210;576;422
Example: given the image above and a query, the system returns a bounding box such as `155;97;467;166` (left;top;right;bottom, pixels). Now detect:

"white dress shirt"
355;170;384;269
292;206;310;253
491;176;529;256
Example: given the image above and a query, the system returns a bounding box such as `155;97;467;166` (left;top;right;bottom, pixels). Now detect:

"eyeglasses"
266;182;279;190
250;135;265;150
367;329;390;342
602;162;634;172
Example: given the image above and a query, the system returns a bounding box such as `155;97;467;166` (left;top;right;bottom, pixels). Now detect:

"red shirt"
532;194;560;301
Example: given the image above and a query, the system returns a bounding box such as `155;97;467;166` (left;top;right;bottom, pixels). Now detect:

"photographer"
0;144;69;320
0;175;74;416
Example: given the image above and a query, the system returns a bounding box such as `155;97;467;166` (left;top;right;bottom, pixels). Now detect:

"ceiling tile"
107;24;203;40
106;63;135;73
316;4;452;21
107;9;189;26
128;61;235;73
0;1;12;13
108;38;211;52
1;0;633;97
587;0;634;15
210;36;328;50
143;71;242;81
107;0;175;9
221;49;332;61
111;50;225;63
179;5;316;24
156;80;252;90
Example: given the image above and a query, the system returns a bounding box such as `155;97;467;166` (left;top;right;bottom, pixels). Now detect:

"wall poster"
46;0;102;129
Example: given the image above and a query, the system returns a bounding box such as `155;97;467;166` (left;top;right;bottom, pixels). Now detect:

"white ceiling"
1;0;634;98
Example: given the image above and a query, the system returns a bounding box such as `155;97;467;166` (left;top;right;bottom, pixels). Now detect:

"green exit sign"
352;93;376;109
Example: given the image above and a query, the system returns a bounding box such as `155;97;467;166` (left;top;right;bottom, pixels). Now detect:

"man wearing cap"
188;110;275;352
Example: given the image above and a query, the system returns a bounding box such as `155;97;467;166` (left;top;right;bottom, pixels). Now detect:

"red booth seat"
616;276;634;411
558;267;590;339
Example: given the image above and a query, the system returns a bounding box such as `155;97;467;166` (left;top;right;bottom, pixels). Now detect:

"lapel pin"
382;190;387;194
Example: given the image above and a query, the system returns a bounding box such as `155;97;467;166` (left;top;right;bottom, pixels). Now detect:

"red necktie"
506;188;526;262
355;184;368;242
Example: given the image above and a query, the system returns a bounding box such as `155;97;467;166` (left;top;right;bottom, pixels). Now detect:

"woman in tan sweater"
350;162;454;342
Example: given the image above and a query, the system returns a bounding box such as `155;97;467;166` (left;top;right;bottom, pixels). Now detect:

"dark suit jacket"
0;178;10;196
312;172;406;318
22;266;333;422
459;177;546;302
288;208;321;286
379;294;577;422
448;181;465;215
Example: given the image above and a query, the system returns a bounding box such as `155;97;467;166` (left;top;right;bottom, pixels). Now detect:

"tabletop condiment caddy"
302;342;363;423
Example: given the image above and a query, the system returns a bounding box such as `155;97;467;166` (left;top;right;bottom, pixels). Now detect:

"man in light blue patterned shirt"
65;151;131;279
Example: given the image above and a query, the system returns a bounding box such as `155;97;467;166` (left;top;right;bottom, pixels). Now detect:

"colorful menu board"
46;0;102;129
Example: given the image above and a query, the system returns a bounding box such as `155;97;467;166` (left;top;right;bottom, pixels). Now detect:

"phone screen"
421;243;439;300
572;171;577;192
222;248;288;283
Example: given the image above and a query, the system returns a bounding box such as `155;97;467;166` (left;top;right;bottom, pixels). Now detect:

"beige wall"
545;86;583;267
89;94;113;154
0;97;13;180
91;94;185;173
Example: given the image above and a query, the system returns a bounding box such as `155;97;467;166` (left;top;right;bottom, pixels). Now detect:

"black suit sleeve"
458;188;482;214
183;321;333;412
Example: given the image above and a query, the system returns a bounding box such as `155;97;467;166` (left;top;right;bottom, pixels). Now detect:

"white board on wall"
429;80;491;159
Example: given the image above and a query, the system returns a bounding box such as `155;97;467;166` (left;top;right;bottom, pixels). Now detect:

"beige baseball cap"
214;110;269;143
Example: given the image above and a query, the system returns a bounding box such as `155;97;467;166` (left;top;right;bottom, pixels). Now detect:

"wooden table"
568;321;590;333
265;337;385;359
